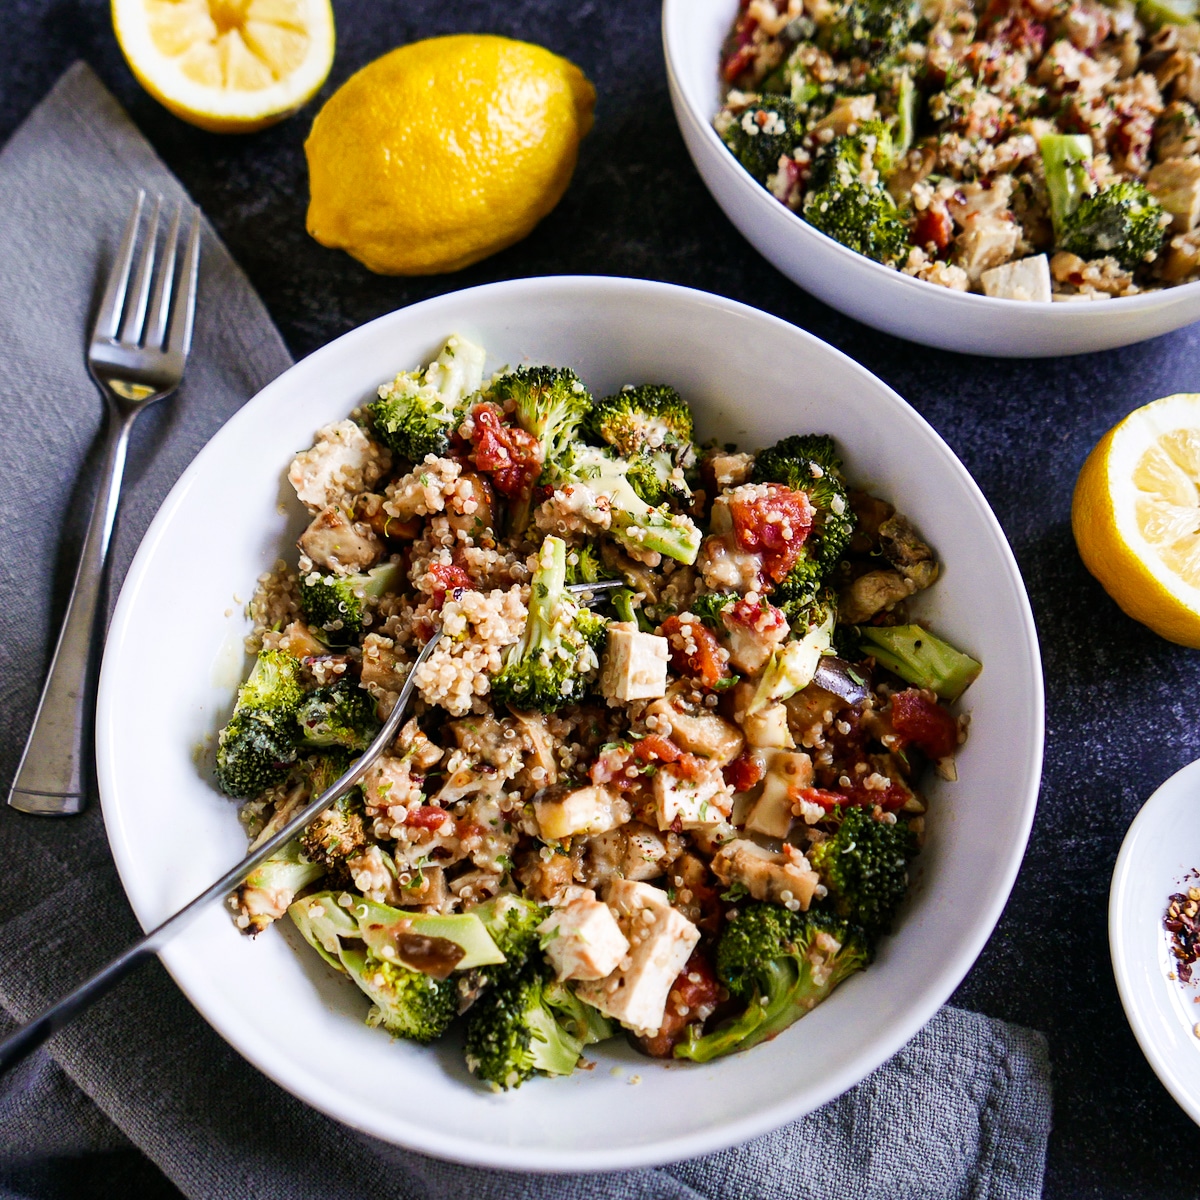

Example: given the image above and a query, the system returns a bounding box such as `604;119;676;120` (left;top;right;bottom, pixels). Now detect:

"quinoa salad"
216;334;981;1089
715;0;1200;299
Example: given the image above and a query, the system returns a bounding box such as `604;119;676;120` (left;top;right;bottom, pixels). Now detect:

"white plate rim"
96;275;1045;1171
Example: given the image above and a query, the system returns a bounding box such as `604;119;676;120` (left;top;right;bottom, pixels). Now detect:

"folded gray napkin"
0;63;1053;1200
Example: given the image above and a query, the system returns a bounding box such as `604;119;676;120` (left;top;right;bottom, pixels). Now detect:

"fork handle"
7;407;134;816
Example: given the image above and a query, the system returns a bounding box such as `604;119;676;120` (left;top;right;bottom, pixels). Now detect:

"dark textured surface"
3;0;1199;1196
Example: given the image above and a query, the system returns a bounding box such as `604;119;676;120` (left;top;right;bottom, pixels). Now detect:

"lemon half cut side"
1073;392;1200;648
112;0;335;133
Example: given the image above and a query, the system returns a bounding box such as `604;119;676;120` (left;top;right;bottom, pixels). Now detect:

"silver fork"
7;190;200;817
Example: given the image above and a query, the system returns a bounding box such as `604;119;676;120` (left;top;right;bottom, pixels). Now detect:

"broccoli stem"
1039;134;1093;237
857;623;981;701
895;71;916;157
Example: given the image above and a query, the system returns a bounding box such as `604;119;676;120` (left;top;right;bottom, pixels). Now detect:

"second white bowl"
663;0;1200;357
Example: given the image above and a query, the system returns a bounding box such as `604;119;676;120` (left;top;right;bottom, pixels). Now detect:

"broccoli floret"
1137;0;1197;30
674;905;869;1062
803;173;910;266
471;893;547;963
233;839;325;934
1061;181;1166;269
368;334;486;460
214;649;305;798
751;435;856;605
490;536;608;712
808;805;917;943
689;591;737;630
720;98;807;184
565;544;615;585
544;978;615;1046
585;384;695;457
585;385;698;508
820;0;920;59
298;562;401;646
300;788;367;872
856;623;981;701
556;443;703;564
296;679;380;750
344;946;459;1044
464;956;586;1089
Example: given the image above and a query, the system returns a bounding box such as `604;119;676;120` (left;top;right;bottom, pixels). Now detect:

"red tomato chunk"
890;688;959;760
638;951;722;1058
659;614;730;689
468;402;542;499
427;562;472;609
728;484;813;583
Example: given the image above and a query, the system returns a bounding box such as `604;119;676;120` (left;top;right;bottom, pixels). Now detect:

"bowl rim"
96;275;1045;1172
661;0;1200;318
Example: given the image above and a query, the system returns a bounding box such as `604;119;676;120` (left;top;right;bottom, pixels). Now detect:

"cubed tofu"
653;760;733;831
575;880;700;1033
537;892;631;981
288;420;385;514
1149;156;1200;232
535;784;631;841
582;824;669;888
644;699;744;765
298;505;382;574
954;212;1019;282
711;839;819;909
738;700;794;750
600;623;669;702
980;254;1052;301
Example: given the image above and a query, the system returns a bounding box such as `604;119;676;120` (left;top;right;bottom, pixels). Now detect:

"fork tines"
93;189;200;360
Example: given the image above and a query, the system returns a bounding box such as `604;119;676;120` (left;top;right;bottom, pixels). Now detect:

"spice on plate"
1164;885;1200;983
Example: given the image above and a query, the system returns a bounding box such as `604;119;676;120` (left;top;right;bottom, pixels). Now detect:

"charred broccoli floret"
300;789;368;872
1061;181;1166;269
490;536;608;712
751;434;856;605
807;805;918;943
802;126;908;266
214;649;304;798
369;335;486;460
556;443;703;564
720;97;806;184
463;956;587;1089
674;904;869;1062
820;0;920;59
298;562;400;647
296;679;380;750
689;591;737;630
856;623;981;701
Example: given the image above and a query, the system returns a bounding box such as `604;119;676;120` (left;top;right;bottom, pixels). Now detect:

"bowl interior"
97;277;1043;1171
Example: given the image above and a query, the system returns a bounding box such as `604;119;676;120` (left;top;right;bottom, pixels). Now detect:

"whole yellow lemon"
304;34;595;275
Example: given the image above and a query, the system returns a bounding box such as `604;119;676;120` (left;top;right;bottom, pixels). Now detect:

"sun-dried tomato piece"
659;614;730;689
638;950;722;1058
631;734;683;764
427;562;473;609
728;484;813;583
913;203;953;256
407;805;450;831
467;402;542;499
890;688;959;760
724;751;765;794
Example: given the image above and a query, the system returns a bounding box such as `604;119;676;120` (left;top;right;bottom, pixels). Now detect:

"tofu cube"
653;761;733;832
575;880;700;1033
534;784;630;841
600;624;669;702
537;893;630;981
744;751;813;839
711;839;819;909
1149;157;1200;232
980;254;1052;301
297;504;381;574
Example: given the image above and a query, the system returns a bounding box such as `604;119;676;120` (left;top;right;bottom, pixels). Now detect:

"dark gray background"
3;0;1197;1196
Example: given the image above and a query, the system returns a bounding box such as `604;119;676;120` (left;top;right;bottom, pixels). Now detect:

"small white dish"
96;276;1043;1170
662;0;1200;357
1111;757;1200;1127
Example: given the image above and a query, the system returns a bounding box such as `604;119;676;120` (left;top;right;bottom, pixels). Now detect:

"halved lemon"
112;0;335;133
1073;392;1200;647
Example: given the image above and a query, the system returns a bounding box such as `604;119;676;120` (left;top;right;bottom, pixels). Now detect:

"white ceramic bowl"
1111;757;1200;1127
663;0;1200;357
97;277;1043;1170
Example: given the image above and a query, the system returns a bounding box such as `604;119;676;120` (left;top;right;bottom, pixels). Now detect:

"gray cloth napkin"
0;62;1053;1200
